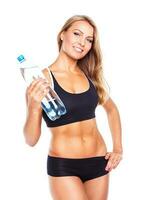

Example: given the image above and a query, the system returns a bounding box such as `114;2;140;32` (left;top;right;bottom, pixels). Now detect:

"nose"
79;38;85;47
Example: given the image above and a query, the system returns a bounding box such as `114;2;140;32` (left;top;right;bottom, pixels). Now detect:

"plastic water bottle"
17;54;67;121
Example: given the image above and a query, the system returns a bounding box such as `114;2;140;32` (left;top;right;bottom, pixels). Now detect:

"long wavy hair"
57;15;110;105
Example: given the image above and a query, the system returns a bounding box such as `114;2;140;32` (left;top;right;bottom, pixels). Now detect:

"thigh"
48;175;89;200
83;173;110;200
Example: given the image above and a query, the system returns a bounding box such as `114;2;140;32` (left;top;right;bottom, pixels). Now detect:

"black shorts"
47;155;109;183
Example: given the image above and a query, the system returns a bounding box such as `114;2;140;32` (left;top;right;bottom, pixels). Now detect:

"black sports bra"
42;68;99;127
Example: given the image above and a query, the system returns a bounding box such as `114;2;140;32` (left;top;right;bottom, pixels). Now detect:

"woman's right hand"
25;78;50;111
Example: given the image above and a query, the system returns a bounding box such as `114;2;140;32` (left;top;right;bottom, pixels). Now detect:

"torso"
42;66;107;158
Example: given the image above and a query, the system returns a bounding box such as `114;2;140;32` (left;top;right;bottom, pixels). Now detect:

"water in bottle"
17;54;67;121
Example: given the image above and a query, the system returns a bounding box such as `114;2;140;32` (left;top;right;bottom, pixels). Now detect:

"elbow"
103;97;119;115
106;106;119;119
24;133;38;147
108;105;118;115
25;138;37;147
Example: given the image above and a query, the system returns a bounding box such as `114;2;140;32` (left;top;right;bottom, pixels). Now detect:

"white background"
0;0;141;199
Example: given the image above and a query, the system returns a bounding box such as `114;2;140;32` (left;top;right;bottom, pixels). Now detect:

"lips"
73;46;83;53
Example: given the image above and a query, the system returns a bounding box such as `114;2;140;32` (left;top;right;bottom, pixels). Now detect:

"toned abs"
48;118;107;158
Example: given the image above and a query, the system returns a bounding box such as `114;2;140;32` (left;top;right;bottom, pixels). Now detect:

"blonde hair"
57;15;110;105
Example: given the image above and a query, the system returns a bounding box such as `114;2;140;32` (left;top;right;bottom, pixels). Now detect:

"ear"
60;31;65;41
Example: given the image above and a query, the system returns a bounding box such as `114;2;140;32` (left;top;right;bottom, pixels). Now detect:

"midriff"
48;118;107;158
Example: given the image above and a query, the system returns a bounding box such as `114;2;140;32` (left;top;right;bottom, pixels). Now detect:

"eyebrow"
73;28;93;38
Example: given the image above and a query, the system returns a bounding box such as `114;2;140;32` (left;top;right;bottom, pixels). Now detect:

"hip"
47;154;109;183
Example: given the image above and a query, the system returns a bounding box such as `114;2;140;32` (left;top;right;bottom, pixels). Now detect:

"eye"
73;32;80;36
87;39;93;43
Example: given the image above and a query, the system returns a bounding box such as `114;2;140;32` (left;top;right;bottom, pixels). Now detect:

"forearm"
23;108;42;146
107;106;123;153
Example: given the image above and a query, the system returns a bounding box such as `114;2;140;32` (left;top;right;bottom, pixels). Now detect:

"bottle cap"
17;55;25;63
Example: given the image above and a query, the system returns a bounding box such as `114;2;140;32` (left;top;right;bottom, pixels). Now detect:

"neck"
52;50;80;73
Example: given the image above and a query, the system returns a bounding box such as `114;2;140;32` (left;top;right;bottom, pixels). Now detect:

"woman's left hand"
105;151;123;172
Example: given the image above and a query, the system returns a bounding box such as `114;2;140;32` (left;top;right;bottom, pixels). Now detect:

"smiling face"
60;20;94;60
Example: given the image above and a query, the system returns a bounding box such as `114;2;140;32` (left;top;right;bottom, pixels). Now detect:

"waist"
48;124;107;158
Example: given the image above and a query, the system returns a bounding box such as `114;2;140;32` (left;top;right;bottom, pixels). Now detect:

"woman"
24;15;123;200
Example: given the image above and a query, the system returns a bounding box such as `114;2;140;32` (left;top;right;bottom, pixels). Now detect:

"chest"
53;75;99;114
49;70;99;113
53;72;90;94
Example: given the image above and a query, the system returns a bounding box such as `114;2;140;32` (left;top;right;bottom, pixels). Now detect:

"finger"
105;152;111;160
108;161;118;171
29;78;49;94
40;88;49;99
33;80;50;95
109;154;117;163
105;154;116;170
27;78;42;93
105;159;112;171
29;77;49;91
112;160;120;169
34;89;47;102
113;156;122;167
26;80;40;104
31;87;48;103
108;156;121;171
112;153;122;164
106;161;115;171
36;75;49;83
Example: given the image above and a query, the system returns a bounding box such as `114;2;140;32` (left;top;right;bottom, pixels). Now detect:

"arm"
23;106;42;147
23;77;50;146
102;97;123;153
102;97;123;171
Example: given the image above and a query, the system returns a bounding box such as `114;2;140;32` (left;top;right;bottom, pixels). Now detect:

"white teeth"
74;47;83;52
